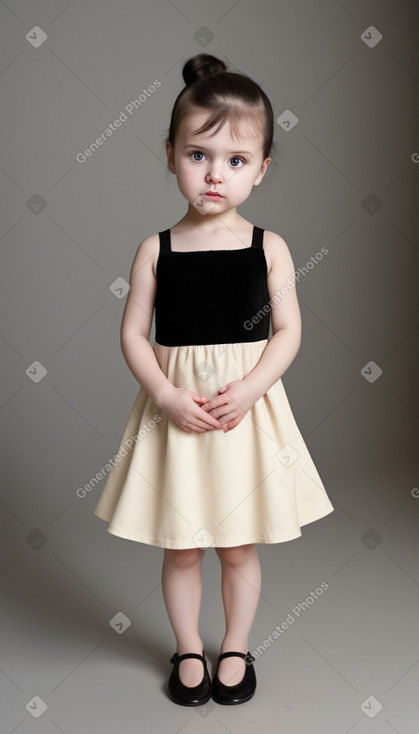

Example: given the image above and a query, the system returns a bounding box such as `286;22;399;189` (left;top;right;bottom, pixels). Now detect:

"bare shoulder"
120;233;161;341
129;233;160;281
263;229;295;276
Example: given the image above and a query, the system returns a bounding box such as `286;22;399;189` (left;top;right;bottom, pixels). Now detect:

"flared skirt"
93;339;334;549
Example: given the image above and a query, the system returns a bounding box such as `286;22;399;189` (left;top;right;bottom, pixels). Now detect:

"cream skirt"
93;339;334;549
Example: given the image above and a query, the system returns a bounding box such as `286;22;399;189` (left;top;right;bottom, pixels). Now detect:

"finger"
185;420;211;432
204;400;230;416
226;416;243;430
204;406;224;419
193;394;208;403
193;417;222;430
222;418;237;432
198;407;222;427
203;395;226;410
219;410;240;425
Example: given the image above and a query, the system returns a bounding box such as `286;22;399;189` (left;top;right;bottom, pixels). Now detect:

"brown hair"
164;54;277;170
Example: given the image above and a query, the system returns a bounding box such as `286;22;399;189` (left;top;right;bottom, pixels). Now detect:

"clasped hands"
198;378;259;432
165;379;259;434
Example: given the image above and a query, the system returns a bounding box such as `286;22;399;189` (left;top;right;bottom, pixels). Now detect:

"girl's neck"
173;205;246;235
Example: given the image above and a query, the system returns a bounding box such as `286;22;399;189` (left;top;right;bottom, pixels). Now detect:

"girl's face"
166;108;271;216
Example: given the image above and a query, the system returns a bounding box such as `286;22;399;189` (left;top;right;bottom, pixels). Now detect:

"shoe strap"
170;651;206;664
218;651;255;663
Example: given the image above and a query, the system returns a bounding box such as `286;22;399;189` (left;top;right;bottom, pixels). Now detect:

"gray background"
1;0;419;732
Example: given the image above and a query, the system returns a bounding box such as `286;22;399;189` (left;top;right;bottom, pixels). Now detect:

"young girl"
94;53;334;707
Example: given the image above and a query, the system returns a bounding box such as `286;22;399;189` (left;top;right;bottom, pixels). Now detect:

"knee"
216;543;255;566
164;547;205;569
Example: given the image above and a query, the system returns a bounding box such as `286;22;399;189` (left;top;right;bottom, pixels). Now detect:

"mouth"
203;191;224;199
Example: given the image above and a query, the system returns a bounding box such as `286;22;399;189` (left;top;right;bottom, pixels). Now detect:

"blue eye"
189;151;245;167
230;157;245;167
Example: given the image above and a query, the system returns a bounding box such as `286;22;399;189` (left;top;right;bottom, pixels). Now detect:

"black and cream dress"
94;225;334;549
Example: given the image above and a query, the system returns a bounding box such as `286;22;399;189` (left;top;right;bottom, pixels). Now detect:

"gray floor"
2;463;418;733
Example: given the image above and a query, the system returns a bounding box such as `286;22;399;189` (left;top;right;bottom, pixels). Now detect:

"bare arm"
119;236;222;432
243;231;302;401
119;236;177;411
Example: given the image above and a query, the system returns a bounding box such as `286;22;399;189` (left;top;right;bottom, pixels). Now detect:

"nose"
206;161;223;184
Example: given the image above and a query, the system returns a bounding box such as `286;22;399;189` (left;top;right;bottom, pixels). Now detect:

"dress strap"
160;227;264;251
159;229;171;253
251;225;265;249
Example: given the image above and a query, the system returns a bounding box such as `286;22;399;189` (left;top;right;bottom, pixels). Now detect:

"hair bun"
182;54;227;86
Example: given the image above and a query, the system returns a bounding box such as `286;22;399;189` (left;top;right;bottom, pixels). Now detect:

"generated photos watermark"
77;414;161;498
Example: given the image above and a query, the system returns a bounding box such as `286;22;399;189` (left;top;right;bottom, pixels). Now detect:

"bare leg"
215;543;261;686
161;547;206;686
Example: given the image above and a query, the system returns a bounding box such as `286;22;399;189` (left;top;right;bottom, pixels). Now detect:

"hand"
161;386;223;433
200;379;259;433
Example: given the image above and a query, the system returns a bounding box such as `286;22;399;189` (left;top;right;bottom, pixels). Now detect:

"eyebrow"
183;144;253;155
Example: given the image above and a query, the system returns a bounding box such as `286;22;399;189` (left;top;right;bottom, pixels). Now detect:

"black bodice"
154;225;271;346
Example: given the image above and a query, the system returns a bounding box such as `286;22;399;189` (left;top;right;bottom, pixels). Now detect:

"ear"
166;140;176;174
254;157;272;186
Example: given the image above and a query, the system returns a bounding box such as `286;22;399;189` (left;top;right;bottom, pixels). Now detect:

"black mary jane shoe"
211;651;256;705
168;649;212;706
